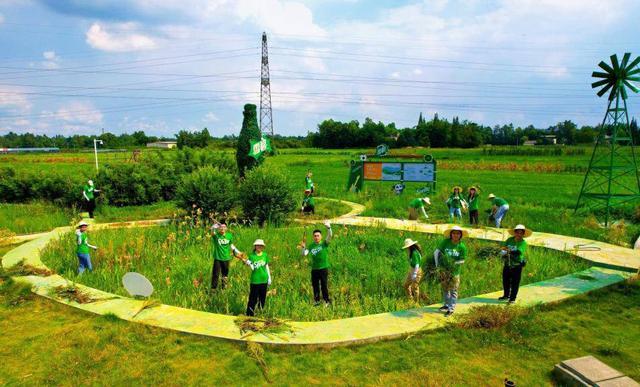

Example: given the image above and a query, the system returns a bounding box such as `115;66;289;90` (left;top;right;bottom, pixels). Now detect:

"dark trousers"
303;205;315;214
469;209;479;225
211;259;230;290
502;265;523;301
86;198;96;218
246;283;268;316
311;268;330;303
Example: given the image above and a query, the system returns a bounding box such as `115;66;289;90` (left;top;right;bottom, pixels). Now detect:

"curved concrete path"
2;199;638;347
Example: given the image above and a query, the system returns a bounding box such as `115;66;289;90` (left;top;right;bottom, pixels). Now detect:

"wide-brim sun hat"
508;224;533;237
401;238;418;249
77;221;89;228
253;239;266;246
488;193;496;199
421;197;431;205
452;186;462;192
444;225;469;239
304;189;311;193
469;186;478;191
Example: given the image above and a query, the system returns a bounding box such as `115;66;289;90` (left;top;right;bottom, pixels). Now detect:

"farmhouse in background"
146;141;177;149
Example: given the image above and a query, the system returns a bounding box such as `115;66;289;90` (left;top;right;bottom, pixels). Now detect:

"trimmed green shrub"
238;165;296;226
175;166;237;216
236;104;264;177
97;164;163;206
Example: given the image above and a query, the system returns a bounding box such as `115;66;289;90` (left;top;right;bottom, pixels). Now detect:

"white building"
146;141;177;149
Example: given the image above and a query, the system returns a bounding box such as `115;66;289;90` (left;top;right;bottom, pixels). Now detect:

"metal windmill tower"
259;32;274;137
575;53;640;226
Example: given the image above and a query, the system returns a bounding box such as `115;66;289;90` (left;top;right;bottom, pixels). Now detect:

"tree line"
1;114;638;149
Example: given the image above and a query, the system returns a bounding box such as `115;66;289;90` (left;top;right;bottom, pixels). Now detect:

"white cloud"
86;22;157;52
53;101;103;126
412;68;423;75
0;13;4;24
41;50;59;69
0;86;32;113
203;112;220;122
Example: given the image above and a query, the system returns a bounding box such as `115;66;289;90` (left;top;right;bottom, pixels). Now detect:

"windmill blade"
629;68;640;76
598;60;615;74
620;53;631;69
623;79;639;93
608;85;619;101
597;81;614;97
626;56;640;71
592;71;612;79
592;79;612;88
628;76;640;82
620;85;628;100
610;54;620;73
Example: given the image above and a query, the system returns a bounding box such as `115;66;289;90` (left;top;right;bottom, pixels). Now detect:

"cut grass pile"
52;284;96;304
40;222;590;321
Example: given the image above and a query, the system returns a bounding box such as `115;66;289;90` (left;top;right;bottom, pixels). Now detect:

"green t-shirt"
212;231;233;261
502;237;527;267
409;249;422;268
409;198;424;209
305;176;314;190
492;197;508;207
467;194;479;211
437;239;467;276
303;196;315;208
76;230;90;254
447;194;464;209
248;252;270;285
83;184;95;200
308;240;329;270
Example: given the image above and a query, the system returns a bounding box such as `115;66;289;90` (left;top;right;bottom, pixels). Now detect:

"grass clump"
2;260;53;277
235;315;295;340
245;341;271;383
455;305;524;329
52;284;96;304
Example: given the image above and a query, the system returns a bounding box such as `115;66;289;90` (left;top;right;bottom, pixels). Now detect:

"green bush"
175;166;237;216
0;167;30;202
238;165;296;226
97;164;163;206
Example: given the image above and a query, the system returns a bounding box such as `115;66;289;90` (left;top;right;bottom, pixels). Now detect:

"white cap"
253;239;266;246
88;180;93;185
77;221;89;228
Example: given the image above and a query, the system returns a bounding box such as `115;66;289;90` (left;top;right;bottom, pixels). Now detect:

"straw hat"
443;225;469;238
253;239;266;246
421;197;431;205
304;189;312;194
508;224;532;237
88;180;93;185
77;221;89;228
468;186;478;191
488;193;496;199
401;238;418;249
452;186;462;192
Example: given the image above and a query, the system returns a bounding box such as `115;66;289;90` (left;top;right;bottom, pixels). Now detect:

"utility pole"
93;139;103;172
260;32;274;137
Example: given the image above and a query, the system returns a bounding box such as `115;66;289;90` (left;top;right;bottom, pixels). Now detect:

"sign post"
346;154;436;193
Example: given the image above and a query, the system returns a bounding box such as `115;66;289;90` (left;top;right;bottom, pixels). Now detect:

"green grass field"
2;146;640;385
40;223;589;321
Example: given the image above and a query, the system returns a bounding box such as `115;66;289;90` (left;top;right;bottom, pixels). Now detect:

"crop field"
40;222;589;321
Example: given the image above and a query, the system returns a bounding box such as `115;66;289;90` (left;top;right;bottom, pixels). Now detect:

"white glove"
212;223;220;229
411;273;417;281
268;279;272;286
324;220;331;229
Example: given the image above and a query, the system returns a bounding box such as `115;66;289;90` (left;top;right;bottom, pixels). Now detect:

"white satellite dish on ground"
122;272;154;298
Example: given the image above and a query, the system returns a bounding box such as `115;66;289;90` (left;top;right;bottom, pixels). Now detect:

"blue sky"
0;0;639;137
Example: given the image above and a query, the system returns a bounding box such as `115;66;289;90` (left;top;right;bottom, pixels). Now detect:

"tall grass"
40;223;589;321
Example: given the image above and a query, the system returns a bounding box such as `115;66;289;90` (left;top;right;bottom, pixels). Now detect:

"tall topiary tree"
236;104;264;176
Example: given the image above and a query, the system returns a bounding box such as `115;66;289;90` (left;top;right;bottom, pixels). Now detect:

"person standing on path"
408;197;431;221
401;238;423;303
301;189;315;215
433;225;468;317
300;220;333;306
241;239;272;316
499;224;531;304
75;221;97;274
488;193;509;228
467;187;480;226
305;170;315;194
446;186;468;223
82;180;100;219
210;223;242;291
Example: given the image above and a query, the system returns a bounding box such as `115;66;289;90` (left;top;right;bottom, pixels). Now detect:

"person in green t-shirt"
305;170;315;193
467;186;480;225
210;223;243;290
446;186;468;223
301;189;315;215
408;197;431;221
82;179;100;219
300;221;333;305
240;239;272;316
499;224;531;304
433;225;468;316
488;193;509;228
75;221;98;274
401;238;423;302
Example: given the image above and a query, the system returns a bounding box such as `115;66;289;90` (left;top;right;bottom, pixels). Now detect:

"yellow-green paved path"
2;200;639;346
